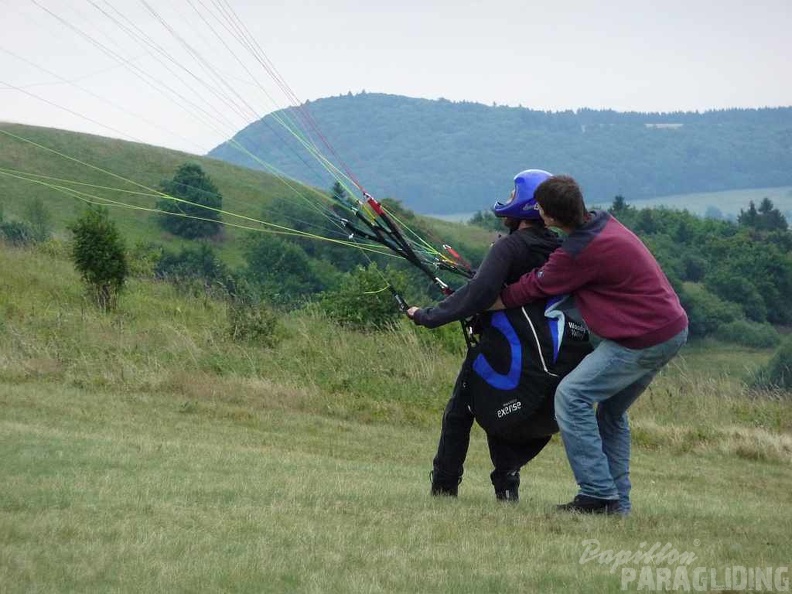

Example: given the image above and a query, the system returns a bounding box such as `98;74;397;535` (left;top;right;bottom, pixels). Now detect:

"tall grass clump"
751;334;792;392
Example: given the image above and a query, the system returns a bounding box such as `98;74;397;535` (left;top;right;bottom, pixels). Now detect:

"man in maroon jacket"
494;175;688;515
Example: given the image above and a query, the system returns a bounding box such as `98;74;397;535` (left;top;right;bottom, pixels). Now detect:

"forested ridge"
209;93;792;214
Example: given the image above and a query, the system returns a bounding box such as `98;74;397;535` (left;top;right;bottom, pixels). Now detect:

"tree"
157;163;223;239
678;285;742;339
609;195;632;216
704;269;768;322
702;231;792;325
756;197;788;231
331;181;348;203
264;192;367;271
738;198;788;232
69;207;128;311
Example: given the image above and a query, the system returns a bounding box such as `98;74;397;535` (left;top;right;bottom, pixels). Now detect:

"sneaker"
556;494;621;515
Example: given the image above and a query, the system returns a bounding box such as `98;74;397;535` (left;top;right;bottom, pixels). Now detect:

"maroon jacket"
500;211;688;349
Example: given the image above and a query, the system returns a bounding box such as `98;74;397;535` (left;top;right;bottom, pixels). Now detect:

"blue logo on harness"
472;311;521;390
545;295;568;364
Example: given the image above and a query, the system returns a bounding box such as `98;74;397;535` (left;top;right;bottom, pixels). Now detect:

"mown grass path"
2;381;790;593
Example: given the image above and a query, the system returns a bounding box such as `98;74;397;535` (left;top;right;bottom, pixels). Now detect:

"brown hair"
534;175;587;228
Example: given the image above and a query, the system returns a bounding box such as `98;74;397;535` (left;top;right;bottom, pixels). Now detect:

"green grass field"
1;242;791;593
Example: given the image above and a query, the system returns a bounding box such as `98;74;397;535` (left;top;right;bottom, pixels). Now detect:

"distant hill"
208;93;792;214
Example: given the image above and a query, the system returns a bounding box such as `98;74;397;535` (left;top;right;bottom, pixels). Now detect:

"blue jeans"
554;328;688;513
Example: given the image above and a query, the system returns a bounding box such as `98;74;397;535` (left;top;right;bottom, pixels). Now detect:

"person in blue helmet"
407;169;591;501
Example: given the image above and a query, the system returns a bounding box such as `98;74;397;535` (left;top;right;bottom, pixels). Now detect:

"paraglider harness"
336;193;592;438
460;296;592;438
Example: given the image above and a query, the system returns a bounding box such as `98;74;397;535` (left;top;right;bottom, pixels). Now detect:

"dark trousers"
432;361;552;492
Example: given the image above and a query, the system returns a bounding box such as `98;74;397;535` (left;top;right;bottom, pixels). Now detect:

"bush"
679;285;743;339
227;297;281;348
705;270;768;323
751;335;792;392
715;320;781;348
242;233;332;308
319;263;407;331
128;241;164;278
68;207;128;311
0;220;35;246
155;244;229;295
0;199;52;246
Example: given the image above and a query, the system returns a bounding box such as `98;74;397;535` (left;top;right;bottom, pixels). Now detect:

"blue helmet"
492;169;552;219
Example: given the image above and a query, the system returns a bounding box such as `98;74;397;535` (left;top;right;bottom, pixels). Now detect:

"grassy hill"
2;220;791;593
0;123;493;269
0;123;320;266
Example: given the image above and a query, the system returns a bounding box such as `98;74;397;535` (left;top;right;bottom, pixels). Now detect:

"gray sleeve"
413;239;514;328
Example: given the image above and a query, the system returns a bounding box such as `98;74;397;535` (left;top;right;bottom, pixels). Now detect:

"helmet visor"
493;190;515;209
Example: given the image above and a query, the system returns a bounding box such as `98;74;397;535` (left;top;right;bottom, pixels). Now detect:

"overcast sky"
1;0;791;154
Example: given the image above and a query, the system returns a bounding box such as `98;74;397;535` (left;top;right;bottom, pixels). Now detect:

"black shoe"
430;471;461;497
431;483;459;497
495;487;519;502
556;494;621;515
492;470;520;503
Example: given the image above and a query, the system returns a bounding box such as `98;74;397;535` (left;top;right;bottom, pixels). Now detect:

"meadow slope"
1;243;791;594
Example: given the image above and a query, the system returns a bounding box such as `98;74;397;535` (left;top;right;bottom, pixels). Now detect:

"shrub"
468;210;502;231
227;298;281;348
68;207;128;311
222;278;282;347
0;220;35;246
715;320;781;349
155;243;229;295
679;285;743;339
319;263;407;331
412;319;468;357
127;241;164;278
242;233;332;308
